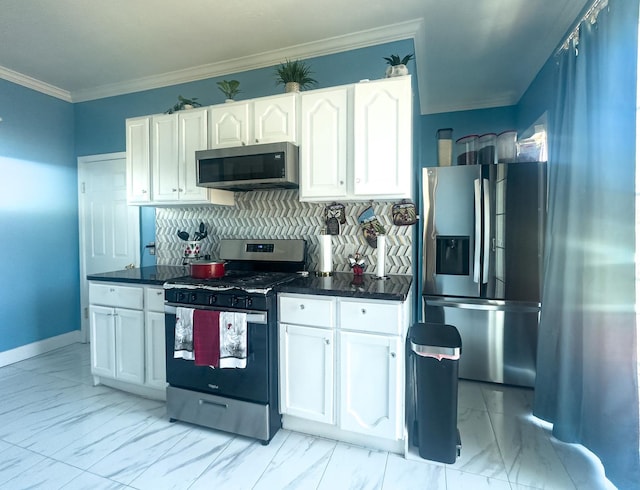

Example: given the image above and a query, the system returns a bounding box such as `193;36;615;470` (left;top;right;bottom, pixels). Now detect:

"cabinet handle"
325;338;330;345
361;308;366;314
109;288;115;292
179;188;184;192
390;352;396;358
172;188;178;192
156;291;163;296
299;304;305;310
141;189;147;194
339;180;344;185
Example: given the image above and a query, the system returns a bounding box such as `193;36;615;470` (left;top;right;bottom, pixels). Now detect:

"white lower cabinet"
279;323;334;423
339;331;401;440
89;282;166;399
278;293;409;451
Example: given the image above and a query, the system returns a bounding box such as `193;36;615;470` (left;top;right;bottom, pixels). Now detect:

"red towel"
193;310;221;367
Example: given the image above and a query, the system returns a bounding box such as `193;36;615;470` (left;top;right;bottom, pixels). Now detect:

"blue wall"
0;79;77;352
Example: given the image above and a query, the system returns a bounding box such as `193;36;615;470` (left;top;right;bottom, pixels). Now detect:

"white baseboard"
0;330;83;367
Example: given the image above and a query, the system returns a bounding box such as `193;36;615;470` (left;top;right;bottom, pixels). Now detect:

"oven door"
165;305;271;403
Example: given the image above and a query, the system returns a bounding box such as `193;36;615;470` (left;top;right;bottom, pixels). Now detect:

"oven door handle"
164;305;267;324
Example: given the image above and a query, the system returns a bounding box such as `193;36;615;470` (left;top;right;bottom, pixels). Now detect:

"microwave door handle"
473;178;481;283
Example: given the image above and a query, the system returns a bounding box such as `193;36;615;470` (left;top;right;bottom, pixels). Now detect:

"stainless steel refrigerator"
422;162;546;387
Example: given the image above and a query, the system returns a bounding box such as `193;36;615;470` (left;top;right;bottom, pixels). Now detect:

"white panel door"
115;308;145;385
279;323;334;423
339;331;401;440
299;88;348;201
89;305;116;378
79;154;141;342
178;109;209;201
152;114;180;202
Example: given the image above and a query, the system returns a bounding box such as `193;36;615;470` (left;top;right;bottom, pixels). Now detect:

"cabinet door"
253;94;298;144
299;88;348;201
178;109;209;202
209;102;251;148
89;305;116;378
279;323;334;423
126;117;151;203
151;114;180;202
145;311;167;389
353;77;412;198
339;331;402;440
114;308;145;385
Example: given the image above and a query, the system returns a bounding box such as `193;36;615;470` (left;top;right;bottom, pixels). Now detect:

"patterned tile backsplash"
155;189;414;274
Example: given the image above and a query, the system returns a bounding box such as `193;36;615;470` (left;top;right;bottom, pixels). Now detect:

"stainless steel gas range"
163;238;306;444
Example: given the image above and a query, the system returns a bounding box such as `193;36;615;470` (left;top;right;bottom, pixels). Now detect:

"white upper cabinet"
299;87;349;201
209;102;251;148
353;76;412;198
209;93;298;149
299;76;412;202
253;93;298;144
126;116;151;204
125;109;234;206
152;109;210;203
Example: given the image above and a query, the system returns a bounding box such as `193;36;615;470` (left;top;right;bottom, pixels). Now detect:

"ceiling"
0;0;588;115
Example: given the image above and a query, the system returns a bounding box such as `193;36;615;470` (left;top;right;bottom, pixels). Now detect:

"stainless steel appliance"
196;142;299;191
422;162;546;387
164;238;306;443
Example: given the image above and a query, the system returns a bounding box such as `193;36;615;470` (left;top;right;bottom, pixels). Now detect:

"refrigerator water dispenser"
436;236;470;276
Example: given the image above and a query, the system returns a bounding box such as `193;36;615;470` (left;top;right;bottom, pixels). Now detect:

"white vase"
225;98;235;103
385;64;409;78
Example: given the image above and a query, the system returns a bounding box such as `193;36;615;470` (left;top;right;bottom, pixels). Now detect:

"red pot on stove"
190;260;225;279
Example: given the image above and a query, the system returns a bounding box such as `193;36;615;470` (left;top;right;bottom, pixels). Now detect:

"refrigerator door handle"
473;179;481;283
482;178;490;284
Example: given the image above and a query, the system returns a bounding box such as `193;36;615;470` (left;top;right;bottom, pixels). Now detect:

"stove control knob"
177;292;186;303
190;292;198;303
246;297;252;307
208;295;217;305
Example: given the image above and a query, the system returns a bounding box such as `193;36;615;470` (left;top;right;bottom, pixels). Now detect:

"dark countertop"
277;272;413;302
87;266;189;285
87;267;413;301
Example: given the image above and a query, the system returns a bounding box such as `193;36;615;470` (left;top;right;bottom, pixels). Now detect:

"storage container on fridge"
455;135;478;165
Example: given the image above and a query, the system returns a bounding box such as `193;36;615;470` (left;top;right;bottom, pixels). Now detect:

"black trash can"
409;322;461;463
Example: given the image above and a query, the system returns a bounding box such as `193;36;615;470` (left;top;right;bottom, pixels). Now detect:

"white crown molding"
0;65;71;102
71;19;424;103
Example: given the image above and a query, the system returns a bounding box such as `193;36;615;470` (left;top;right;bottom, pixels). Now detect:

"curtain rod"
556;0;609;55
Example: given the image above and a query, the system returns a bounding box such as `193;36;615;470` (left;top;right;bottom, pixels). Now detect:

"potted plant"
274;59;318;93
217;80;241;102
165;95;202;114
383;53;414;78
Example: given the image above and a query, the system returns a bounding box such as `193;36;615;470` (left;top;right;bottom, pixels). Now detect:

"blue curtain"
534;1;639;488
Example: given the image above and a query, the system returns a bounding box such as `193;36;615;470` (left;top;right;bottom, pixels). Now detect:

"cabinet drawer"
145;287;165;312
279;294;335;328
89;283;143;310
338;299;401;335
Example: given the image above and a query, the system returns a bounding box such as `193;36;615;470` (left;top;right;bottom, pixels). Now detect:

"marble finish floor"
0;343;614;490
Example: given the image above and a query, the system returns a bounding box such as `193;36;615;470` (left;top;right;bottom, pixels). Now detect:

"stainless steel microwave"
196;142;299;192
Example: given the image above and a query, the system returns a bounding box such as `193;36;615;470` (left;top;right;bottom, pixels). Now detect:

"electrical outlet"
145;242;156;255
